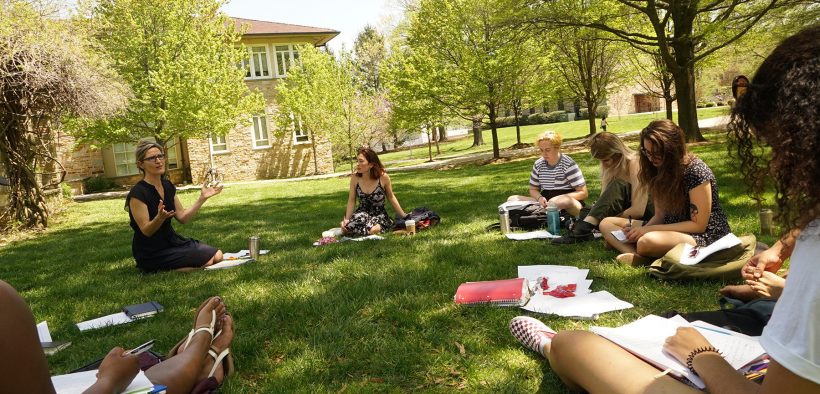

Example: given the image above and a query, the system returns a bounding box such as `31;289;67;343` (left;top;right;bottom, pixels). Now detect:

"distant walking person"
600;116;608;132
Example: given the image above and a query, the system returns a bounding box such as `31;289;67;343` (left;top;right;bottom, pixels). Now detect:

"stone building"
58;17;339;194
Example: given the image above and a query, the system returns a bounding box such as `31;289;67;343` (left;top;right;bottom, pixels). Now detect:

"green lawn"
337;107;730;172
0;131;773;393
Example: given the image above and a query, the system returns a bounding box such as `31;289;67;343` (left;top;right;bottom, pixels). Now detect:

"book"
680;233;742;265
42;341;72;356
454;278;531;307
51;369;154;394
204;258;254;270
122;301;164;320
590;315;766;389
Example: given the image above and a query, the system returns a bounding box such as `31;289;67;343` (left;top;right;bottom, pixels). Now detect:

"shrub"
705;101;716;107
579;108;589;119
61;183;73;199
596;105;609;118
545;111;567;123
83;175;118;194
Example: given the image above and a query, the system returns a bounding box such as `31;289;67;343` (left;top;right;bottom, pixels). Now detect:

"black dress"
127;179;217;273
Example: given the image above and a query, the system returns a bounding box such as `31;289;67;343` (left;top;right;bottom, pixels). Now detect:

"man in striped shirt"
508;131;588;216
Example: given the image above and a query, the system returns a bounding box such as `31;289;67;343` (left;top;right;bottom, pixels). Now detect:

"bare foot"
719;284;762;302
176;297;226;355
204;314;235;384
616;253;654;267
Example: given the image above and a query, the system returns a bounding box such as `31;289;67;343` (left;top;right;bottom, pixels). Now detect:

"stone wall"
187;78;334;182
55;131;105;182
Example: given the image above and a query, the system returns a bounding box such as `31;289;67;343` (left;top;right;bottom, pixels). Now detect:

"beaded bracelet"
686;346;722;375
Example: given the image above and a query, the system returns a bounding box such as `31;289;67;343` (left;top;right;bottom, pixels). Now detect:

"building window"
252;114;270;148
210;135;228;153
164;139;179;170
292;116;309;143
113;142;139;176
274;44;300;77
239;45;271;79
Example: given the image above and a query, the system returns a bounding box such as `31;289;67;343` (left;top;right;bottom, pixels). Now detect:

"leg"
550;194;583;217
548;331;699;394
200;250;224;268
599;217;637;254
585;178;632;225
0;281;56;394
635;231;696;258
145;297;226;394
719;285;762;302
368;224;382;235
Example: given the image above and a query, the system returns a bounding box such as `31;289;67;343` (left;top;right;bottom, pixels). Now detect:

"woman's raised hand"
156;200;175;221
201;182;224;200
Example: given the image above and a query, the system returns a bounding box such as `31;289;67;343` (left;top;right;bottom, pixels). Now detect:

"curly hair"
639;119;693;215
727;25;820;234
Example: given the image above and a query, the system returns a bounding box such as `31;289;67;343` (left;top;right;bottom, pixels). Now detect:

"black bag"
508;204;547;229
395;207;440;231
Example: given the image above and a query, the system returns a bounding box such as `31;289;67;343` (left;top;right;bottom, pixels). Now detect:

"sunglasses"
142;154;166;163
640;147;662;161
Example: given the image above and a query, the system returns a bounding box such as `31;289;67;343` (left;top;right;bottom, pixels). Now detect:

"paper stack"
517;265;633;318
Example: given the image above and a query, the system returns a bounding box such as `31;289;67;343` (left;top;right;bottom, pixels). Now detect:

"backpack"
507;204;548;229
395;207;440;231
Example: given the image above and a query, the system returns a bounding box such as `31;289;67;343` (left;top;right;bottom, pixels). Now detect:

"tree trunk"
664;95;674;121
586;98;597;135
471;115;484;147
488;104;500;159
426;123;433;162
673;66;705;142
0;115;49;230
514;110;522;145
434;125;441;155
310;130;319;174
438;125;448;142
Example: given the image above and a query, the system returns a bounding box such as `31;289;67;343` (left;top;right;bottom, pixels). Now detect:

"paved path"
74;116;729;202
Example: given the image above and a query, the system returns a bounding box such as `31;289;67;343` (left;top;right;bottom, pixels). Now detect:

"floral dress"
662;157;731;246
346;180;393;235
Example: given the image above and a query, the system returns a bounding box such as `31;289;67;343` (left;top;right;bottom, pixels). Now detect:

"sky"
220;0;400;52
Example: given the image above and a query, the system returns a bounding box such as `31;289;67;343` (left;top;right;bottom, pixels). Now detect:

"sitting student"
127;141;224;273
599;119;730;265
0;281;235;393
509;26;820;393
341;147;406;235
553;132;651;244
507;131;588;216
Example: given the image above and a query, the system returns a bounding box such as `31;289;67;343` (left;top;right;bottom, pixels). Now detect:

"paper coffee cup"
405;219;416;233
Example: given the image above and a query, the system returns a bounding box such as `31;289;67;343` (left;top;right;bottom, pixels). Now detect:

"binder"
454;278;531;307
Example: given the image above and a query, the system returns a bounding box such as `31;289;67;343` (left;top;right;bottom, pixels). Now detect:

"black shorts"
540;189;586;206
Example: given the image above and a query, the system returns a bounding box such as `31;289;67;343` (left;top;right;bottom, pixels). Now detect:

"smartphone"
124;339;155;356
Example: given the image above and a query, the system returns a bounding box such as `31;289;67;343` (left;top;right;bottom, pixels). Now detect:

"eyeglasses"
142;154;166;163
640;147;662;161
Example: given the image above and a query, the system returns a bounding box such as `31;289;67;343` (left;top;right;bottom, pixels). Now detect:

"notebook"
454;278;531;307
590;315;766;388
122;301;164;320
51;369;154;394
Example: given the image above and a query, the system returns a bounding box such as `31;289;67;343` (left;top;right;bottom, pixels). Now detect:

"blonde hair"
135;140;164;175
536;130;562;148
589;132;635;188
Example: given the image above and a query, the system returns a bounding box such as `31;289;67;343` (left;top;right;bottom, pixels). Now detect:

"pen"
692;324;731;336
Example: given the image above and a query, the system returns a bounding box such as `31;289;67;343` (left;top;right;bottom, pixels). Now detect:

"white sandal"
208;346;235;378
170;309;216;356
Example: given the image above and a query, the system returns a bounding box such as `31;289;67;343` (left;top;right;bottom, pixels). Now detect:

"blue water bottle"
546;202;560;235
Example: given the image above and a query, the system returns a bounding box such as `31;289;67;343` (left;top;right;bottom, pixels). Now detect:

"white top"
760;218;820;384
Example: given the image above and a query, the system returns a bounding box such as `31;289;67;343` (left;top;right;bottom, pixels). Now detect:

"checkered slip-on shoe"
509;316;556;356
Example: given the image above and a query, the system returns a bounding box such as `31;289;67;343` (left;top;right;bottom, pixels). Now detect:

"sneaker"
509;316;556;356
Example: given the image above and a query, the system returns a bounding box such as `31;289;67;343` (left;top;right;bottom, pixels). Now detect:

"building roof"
231;17;339;46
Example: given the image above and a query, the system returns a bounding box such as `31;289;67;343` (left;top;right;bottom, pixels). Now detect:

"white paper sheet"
37;321;52;342
517;265;587;282
341;235;384;242
223;249;270;259
680;233;742;265
498;200;538;212
505;230;559;240
52;369;153;394
76;312;133;332
611;230;627;242
524;290;633;318
204;258;253;270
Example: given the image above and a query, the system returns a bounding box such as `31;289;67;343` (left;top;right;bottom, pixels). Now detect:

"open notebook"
51;370;158;394
590;315;766;388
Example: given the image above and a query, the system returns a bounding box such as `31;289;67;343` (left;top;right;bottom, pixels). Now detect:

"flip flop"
207;346;235;380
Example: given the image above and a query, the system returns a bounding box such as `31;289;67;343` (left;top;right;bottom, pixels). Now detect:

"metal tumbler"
759;209;774;236
499;211;511;234
248;236;260;260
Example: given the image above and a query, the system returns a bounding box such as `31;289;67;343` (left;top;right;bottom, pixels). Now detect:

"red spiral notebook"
454;278;531;307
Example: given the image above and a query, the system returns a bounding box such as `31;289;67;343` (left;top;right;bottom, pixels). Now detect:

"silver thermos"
499;209;511;234
248;236;260;260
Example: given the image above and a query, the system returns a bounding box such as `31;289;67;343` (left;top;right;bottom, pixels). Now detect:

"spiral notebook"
454;278;531;307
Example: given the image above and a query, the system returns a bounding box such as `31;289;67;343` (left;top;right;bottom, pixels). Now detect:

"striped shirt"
529;154;586;192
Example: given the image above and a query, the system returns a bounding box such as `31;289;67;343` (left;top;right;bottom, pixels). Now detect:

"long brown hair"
589;132;635;189
355;147;385;180
728;25;820;233
639;119;693;215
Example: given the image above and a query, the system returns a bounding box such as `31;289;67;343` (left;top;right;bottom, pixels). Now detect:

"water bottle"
546;203;560;235
759;209;774;235
498;207;511;234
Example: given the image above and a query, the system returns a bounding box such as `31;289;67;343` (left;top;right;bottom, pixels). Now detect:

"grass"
336;107;730;172
0;130;775;393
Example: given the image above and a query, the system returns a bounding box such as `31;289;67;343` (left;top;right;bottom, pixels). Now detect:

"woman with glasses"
599;119;730;265
126;141;224;272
